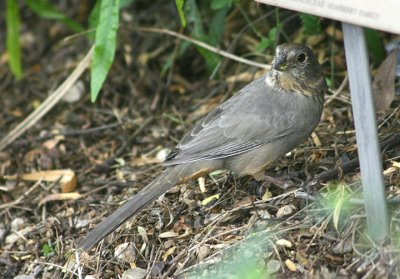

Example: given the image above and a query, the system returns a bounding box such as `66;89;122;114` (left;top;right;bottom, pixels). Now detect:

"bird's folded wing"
164;76;299;166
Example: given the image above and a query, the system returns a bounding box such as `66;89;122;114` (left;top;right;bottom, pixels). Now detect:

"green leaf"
211;0;236;10
42;242;54;256
90;0;120;102
300;13;321;35
209;7;228;44
6;0;22;79
25;0;83;32
89;0;133;39
175;0;186;27
365;28;385;65
256;37;272;53
120;0;135;8
89;0;101;31
184;0;204;38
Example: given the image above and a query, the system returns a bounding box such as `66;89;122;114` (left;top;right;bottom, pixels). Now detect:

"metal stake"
342;23;389;242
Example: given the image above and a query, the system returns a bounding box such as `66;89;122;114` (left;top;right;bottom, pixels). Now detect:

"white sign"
256;0;400;34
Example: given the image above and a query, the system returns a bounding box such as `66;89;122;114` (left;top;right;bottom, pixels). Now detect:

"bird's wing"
164;75;301;166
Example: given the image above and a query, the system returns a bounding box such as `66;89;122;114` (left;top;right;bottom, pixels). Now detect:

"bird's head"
267;43;327;95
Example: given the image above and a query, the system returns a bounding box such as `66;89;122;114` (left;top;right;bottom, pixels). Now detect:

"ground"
1;1;400;278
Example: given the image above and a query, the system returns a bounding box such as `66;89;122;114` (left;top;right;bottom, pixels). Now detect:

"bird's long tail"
78;164;195;250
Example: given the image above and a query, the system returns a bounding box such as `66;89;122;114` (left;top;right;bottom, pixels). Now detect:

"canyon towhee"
79;43;327;250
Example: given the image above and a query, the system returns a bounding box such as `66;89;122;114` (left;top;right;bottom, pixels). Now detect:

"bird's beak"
272;55;288;71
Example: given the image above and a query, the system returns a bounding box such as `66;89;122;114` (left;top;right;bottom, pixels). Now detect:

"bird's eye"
297;52;306;63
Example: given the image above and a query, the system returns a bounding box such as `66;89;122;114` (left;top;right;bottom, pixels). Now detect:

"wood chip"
285;259;297;272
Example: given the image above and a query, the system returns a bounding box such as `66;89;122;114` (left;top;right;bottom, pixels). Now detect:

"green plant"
300;13;322;35
42;241;55;256
174;0;238;73
6;0;22;79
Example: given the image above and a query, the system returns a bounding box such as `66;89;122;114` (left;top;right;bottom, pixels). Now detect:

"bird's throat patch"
265;71;319;97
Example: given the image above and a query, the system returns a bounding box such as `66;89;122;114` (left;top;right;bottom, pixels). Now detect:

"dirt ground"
1;1;400;278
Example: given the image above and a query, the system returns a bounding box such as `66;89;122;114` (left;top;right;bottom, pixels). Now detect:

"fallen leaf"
162;246;176;261
285;259;297;272
262;190;272;201
373;49;398;112
201;194;220;206
198;177;206;193
159;231;179;238
4;169;77;193
115;242;136;264
276;239;293;248
276;205;296;218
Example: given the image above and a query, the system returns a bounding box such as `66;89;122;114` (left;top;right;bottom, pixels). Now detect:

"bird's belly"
224;134;309;178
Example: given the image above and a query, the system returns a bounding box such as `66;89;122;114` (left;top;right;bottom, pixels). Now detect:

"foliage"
25;0;84;32
181;0;236;72
90;0;120;102
4;0;387;102
176;0;187;27
6;0;22;79
299;13;321;35
42;241;54;256
256;27;278;53
365;28;385;65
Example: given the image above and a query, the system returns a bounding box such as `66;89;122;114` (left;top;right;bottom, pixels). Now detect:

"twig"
0;46;94;151
11;122;122;147
0;179;43;210
315;133;400;182
136;27;271;70
325;74;349;105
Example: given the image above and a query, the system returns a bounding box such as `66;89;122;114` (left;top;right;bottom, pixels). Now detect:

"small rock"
150;261;165;277
332;240;353;254
115;242;136;263
121;268;147;279
257;210;271;219
74;219;89;229
11;218;24;231
5;226;34;245
62;81;84;103
197;245;211;262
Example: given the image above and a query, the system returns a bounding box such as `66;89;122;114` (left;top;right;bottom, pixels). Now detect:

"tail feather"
79;166;187;250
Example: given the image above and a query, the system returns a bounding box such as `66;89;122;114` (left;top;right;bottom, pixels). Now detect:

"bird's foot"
263;175;295;190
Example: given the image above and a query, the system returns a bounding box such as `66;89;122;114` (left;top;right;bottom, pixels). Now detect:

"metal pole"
342;23;389;242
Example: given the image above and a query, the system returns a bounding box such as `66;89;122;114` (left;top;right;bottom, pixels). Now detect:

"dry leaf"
285;259;297;272
159;231;179;238
198;177;206;193
262;190;272;201
114;242;136;264
201;194;220;206
276;239;293;248
276;205;296;218
373;49;398;112
162;246;176;262
4;169;77;193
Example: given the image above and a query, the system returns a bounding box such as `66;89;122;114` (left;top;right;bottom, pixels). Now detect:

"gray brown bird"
79;43;327;250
